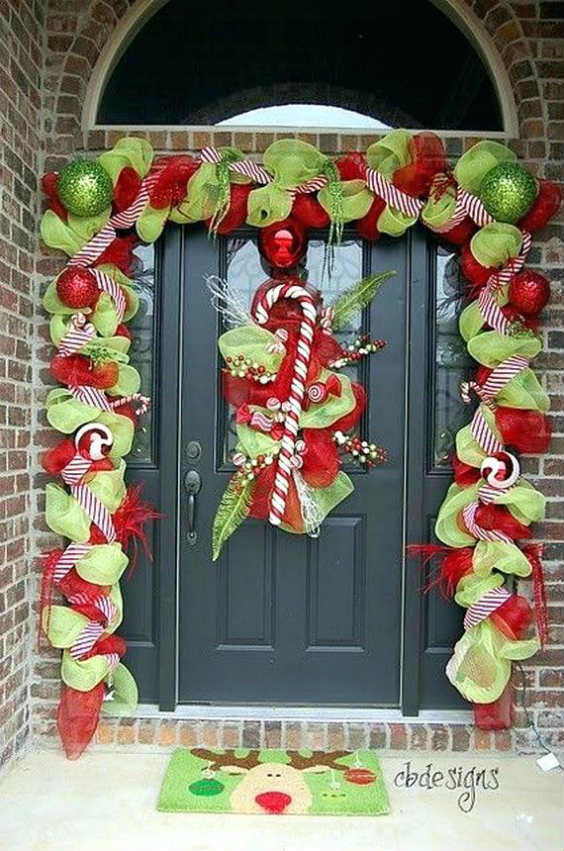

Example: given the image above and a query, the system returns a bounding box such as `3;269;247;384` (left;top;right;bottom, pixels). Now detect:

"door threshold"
136;703;472;724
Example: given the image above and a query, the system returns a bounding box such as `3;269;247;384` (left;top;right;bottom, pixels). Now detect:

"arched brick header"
45;0;549;148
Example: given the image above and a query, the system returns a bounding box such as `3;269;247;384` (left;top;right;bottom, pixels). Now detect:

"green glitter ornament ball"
479;163;537;224
57;159;113;217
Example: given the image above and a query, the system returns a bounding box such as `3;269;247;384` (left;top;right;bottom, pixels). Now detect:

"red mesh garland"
393;132;447;197
39;549;63;648
473;682;513;729
439;217;476;246
95;234;139;276
291;193;330;229
50;353;119;390
408;545;474;598
355;197;387;242
41;172;68;222
205;183;253;235
495;407;552;454
473;504;532;540
113;167;142;214
335;152;367;181
460;242;496;289
523;544;549;648
452;456;481;487
57;682;106;760
519;179;562;233
149;155;200;209
112;483;161;575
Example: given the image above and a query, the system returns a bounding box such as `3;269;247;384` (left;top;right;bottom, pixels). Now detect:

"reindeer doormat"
157;748;390;816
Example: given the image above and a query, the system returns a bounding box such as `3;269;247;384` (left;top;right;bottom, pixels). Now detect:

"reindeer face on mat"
191;749;350;814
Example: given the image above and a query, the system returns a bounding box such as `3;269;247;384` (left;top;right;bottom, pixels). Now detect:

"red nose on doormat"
255;791;292;814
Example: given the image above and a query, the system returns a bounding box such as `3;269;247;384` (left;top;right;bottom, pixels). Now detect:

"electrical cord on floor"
516;661;563;769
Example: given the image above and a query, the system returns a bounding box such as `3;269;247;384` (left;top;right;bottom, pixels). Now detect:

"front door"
176;228;407;705
121;225;466;710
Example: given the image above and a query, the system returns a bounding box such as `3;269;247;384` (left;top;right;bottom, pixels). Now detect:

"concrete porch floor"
0;750;562;851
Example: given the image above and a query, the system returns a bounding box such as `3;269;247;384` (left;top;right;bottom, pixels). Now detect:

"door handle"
184;470;202;545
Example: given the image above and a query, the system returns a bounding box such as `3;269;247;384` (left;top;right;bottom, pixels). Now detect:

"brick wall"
0;0;46;772
1;0;562;768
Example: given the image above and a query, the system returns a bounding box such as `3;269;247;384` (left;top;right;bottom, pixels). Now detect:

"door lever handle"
184;470;202;545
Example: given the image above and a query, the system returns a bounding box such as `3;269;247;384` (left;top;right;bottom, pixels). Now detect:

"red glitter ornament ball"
508;270;551;317
56;267;98;309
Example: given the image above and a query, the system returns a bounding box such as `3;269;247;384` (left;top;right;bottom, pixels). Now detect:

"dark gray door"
121;226;466;710
176;227;406;705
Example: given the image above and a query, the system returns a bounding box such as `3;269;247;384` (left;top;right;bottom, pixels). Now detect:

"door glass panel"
220;233;365;466
432;246;472;469
127;243;158;464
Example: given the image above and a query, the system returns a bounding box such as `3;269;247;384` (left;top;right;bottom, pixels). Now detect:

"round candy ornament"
57;159;113;217
56;267;99;309
479;163;537;224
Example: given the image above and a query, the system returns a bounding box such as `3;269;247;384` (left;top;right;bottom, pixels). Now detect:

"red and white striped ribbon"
477;232;532;334
462;501;512;543
365;167;424;218
470;408;504;456
200;146;272;184
478;482;509;504
69;222;117;269
461;356;529;407
69;384;113;412
463;586;511;630
71;483;116;543
104;652;120;671
482;355;529;397
462;355;528;456
61;452;92;486
456;188;495;228
292;176;329;195
93;269;126;322
477;286;510;334
253;282;317;526
53;543;92;584
68;593;116;660
58;314;97;356
486;231;532;290
70;621;105;659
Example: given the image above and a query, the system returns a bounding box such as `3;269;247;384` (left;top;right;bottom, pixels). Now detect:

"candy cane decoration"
252;282;317;526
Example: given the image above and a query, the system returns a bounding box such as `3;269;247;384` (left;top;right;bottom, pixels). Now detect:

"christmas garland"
39;131;561;756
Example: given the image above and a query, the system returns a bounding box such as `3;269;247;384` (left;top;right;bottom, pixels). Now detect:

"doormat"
157;748;390;816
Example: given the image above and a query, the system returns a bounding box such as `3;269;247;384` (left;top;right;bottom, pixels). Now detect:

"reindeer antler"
285;750;350;771
191;748;263;771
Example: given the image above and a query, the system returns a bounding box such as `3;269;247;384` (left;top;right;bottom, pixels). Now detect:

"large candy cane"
253;282;317;526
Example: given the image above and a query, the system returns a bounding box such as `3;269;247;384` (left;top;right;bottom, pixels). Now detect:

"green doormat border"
158;748;390;816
